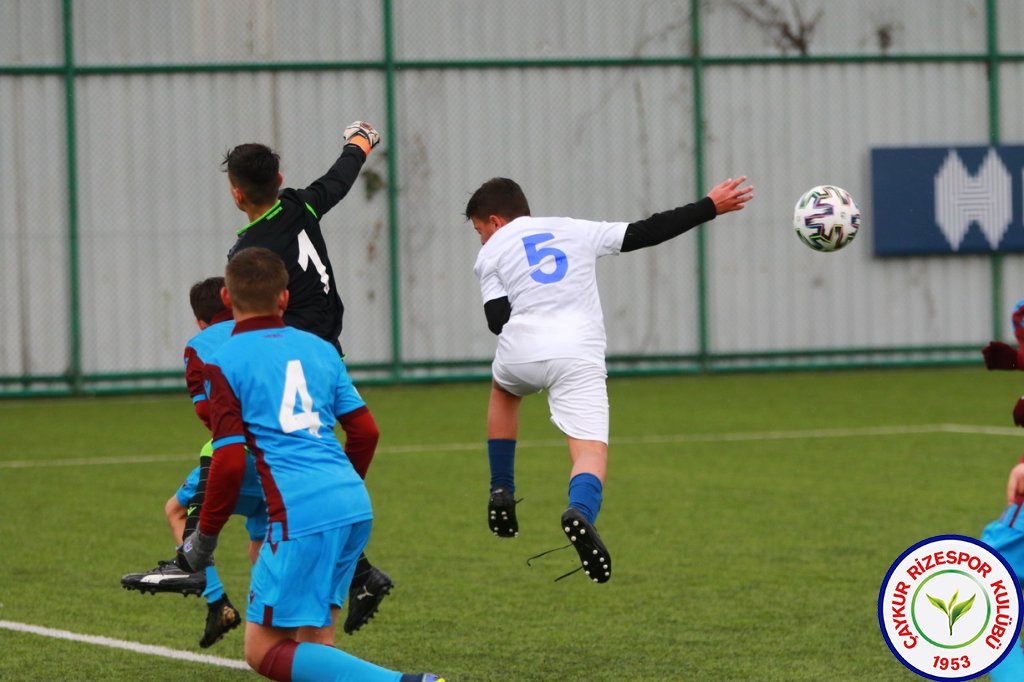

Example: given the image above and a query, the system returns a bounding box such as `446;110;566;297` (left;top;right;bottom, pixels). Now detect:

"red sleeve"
184;346;211;430
338;406;379;480
199;443;246;535
194;401;211;430
198;363;247;535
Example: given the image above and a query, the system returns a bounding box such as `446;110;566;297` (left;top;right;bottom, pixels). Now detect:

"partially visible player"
979;455;1024;681
466;176;753;582
179;247;443;682
121;276;265;648
981;299;1024;372
222;124;388;633
981;300;1024;426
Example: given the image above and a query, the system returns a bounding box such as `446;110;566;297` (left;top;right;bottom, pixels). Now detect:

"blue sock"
568;473;603;524
291;642;401;682
488;438;516;492
203;564;224;602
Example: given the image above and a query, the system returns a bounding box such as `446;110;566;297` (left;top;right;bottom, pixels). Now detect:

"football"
792;185;860;252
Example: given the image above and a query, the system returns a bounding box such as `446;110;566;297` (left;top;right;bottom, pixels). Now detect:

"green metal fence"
0;0;1013;397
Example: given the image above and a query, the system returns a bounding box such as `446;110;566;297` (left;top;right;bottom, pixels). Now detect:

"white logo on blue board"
935;149;1012;251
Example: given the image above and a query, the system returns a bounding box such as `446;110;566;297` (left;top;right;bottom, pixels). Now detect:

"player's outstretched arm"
620;176;753;253
1007;459;1024;503
298;121;383;218
706;176;754;215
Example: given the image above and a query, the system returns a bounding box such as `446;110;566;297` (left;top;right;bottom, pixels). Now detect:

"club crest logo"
879;535;1021;680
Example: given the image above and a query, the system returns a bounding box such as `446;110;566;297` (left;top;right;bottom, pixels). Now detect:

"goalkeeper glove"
343;121;381;153
982;341;1020;370
177;530;218;573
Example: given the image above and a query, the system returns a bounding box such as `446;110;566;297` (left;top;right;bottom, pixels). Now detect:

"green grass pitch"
2;367;1023;680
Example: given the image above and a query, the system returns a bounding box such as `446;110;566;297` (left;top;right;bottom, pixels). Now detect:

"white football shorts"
492;357;609;443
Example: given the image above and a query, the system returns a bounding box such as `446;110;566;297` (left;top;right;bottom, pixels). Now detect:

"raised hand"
343;121;381;153
707;176;754;215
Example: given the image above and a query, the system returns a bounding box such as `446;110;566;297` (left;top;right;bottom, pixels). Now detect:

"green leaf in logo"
926;589;978;636
927;594;949;616
949;593;976;633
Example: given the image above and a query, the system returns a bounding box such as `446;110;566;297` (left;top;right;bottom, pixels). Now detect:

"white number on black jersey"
297;230;330;294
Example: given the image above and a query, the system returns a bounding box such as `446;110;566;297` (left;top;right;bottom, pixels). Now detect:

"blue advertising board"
872;145;1024;255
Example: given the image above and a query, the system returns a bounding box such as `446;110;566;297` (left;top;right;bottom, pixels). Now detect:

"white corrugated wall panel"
704;63;991;353
73;0;383;64
74;70;390;373
0;75;69;375
393;0;692;60
393;66;697;362
993;60;1024;339
702;0;986;56
0;0;62;65
999;0;1024;52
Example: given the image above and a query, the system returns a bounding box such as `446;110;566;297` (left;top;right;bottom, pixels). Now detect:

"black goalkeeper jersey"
227;144;367;347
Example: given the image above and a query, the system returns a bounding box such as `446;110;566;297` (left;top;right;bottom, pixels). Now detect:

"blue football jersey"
206;317;371;539
184;318;235;405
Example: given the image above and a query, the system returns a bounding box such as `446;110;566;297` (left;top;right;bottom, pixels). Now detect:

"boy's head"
1014;299;1024;348
189;276;227;326
224;247;289;316
464;177;531;245
222;143;282;208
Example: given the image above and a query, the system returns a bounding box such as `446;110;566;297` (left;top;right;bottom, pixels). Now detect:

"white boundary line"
0;620;249;670
1;423;1020;469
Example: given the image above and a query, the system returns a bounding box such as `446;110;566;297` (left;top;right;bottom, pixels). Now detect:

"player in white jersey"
467;176;753;582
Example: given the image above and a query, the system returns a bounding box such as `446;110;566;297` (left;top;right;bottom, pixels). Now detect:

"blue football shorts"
981;503;1024;580
175;459;268;542
247;520;372;628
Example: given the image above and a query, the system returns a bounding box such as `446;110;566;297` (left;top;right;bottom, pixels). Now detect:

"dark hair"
222;143;281;206
464;177;531;221
188;276;227;324
225;247;289;314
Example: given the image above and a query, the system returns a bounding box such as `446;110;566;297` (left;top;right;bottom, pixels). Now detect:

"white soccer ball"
792;185;860;252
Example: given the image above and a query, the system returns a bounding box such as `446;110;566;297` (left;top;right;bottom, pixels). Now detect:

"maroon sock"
258;639;299;681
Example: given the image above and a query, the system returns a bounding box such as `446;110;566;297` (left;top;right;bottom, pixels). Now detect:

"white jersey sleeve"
586;219;629;258
474;252;507;303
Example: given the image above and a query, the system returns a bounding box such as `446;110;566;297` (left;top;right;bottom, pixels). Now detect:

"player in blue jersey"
980;301;1024;679
979;456;1024;681
180;247;443;682
121;277;268;648
981;300;1024;372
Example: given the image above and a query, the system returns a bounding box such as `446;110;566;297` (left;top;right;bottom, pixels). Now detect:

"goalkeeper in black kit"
218;121;391;635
